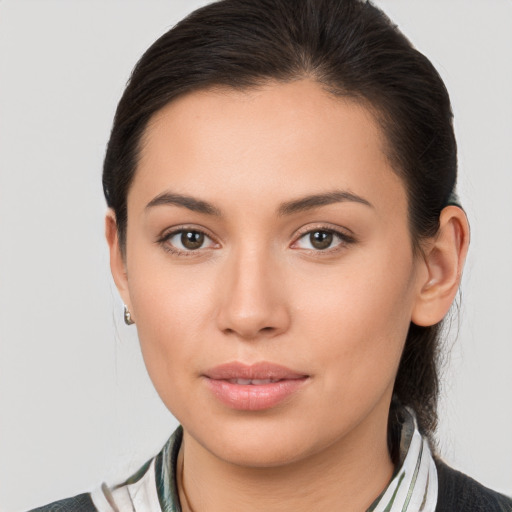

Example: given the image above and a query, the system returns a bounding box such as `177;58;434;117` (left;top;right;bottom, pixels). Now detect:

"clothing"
435;462;512;512
29;414;512;512
367;407;438;510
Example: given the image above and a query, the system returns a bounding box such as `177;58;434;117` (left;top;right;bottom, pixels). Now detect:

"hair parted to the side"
103;0;458;450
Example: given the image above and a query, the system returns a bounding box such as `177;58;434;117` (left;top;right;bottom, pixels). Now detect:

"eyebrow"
145;189;372;217
277;190;373;216
145;192;221;216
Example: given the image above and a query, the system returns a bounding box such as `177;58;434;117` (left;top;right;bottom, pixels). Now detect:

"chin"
182;411;350;469
211;436;314;469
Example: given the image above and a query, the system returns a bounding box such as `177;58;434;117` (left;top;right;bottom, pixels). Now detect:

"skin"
107;80;469;511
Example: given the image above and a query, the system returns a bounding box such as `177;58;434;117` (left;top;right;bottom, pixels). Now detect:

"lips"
227;378;281;385
203;362;309;411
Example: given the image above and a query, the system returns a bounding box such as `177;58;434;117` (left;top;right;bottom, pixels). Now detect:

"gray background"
0;1;511;510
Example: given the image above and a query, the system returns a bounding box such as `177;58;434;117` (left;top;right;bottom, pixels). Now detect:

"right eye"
160;229;217;254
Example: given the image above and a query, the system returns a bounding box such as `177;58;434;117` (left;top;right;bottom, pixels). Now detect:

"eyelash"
156;225;356;257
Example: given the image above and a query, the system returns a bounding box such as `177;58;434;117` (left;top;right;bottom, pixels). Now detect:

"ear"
412;206;470;327
105;210;133;314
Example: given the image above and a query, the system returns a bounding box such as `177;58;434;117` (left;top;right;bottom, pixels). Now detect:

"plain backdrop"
0;1;511;510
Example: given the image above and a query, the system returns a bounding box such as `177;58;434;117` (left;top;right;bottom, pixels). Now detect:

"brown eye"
162;229;216;253
309;230;333;250
293;228;354;252
180;230;205;250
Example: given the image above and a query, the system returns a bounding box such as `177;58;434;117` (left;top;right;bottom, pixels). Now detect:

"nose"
215;247;291;340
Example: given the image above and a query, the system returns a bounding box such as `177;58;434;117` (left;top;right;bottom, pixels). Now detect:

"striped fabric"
91;408;437;512
368;408;438;511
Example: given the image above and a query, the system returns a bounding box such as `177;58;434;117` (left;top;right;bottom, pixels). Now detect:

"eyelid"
292;222;355;240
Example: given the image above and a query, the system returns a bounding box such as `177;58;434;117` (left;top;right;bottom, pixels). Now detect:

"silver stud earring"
123;305;135;325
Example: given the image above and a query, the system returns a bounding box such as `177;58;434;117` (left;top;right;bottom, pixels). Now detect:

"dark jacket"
435;459;512;511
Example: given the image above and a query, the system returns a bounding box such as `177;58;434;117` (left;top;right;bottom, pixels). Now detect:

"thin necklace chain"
179;455;196;512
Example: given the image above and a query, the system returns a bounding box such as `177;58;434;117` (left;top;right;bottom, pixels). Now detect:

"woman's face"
119;80;426;467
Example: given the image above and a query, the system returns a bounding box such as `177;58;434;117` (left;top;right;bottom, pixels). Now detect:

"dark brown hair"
103;0;458;446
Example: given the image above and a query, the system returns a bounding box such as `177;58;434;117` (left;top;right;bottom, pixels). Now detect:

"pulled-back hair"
103;0;458;448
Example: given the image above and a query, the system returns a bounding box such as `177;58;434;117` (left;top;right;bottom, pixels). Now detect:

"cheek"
127;255;217;398
293;245;416;398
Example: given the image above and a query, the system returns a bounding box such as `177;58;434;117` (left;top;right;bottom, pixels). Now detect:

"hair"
103;0;458;450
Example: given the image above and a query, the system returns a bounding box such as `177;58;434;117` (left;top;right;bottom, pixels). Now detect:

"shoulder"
27;493;97;512
435;458;512;512
25;427;183;512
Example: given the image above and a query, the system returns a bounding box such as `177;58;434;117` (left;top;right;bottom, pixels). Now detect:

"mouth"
226;378;285;385
203;362;309;411
204;361;307;380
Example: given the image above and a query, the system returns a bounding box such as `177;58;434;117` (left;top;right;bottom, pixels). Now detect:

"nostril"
222;324;277;340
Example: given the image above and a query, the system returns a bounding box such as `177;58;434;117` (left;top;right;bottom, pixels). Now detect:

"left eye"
294;229;347;251
165;230;215;251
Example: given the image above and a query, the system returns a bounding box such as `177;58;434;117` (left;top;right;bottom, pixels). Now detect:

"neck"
177;413;394;512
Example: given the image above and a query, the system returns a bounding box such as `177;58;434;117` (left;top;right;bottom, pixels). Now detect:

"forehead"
131;80;406;217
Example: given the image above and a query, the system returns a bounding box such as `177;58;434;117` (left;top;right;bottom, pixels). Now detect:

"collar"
92;408;437;512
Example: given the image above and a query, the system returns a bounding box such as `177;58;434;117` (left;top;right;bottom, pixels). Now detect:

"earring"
123;305;135;325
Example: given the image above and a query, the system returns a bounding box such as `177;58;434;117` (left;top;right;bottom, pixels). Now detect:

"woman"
27;0;511;510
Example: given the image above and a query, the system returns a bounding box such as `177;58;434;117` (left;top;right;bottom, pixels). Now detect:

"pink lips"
203;362;309;411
